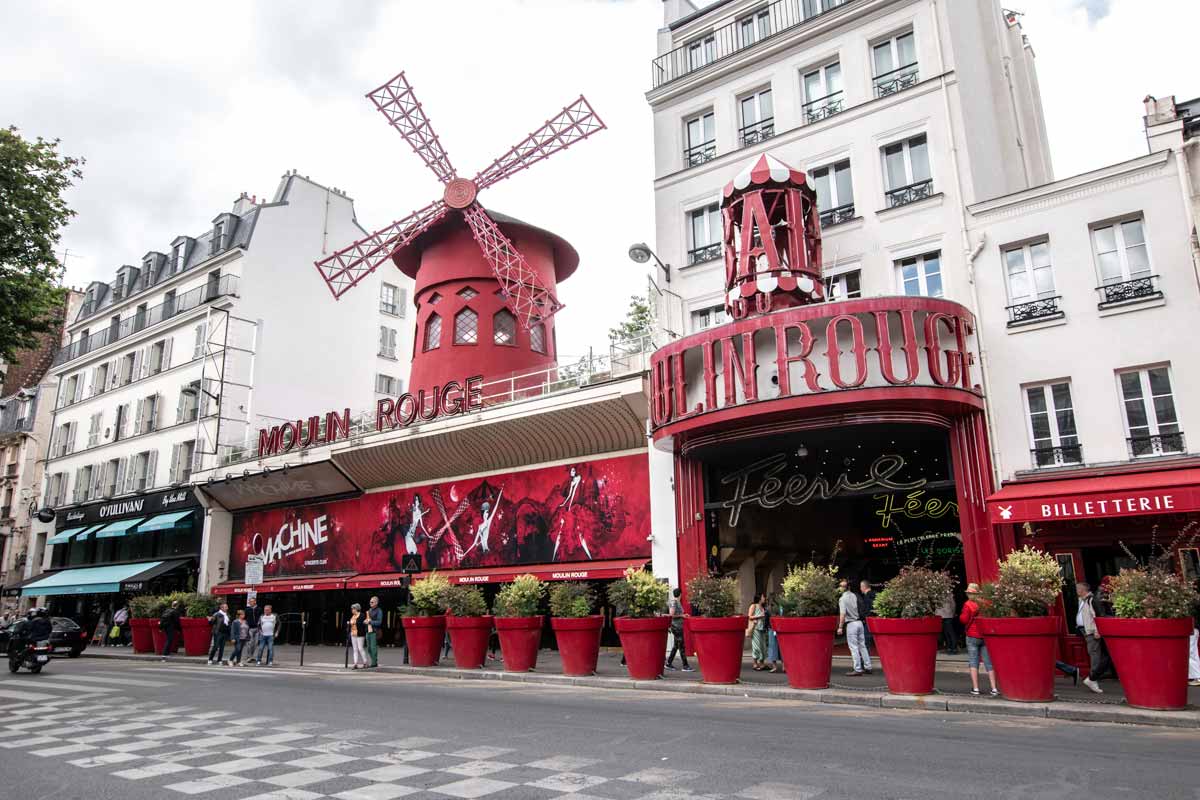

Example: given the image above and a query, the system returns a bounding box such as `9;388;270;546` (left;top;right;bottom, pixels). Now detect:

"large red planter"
615;616;670;680
867;617;941;695
977;616;1058;702
551;616;603;676
446;615;493;669
1097;617;1193;710
687;616;748;685
496;616;542;672
130;618;155;653
771;615;838;689
402;615;446;667
150;626;181;655
180;617;211;657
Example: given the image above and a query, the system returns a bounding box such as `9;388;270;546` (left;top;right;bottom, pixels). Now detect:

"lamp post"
627;242;684;341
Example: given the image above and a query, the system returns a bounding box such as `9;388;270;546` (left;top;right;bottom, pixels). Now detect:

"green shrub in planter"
404;573;451;617
685;574;738;617
779;562;840;617
441;585;488;617
1109;567;1199;619
873;566;955;618
494;574;545;617
185;593;217;618
607;567;669;618
978;546;1062;617
130;594;167;619
549;582;595;618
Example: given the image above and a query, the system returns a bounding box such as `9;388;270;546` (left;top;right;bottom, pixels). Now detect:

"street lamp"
627;242;671;283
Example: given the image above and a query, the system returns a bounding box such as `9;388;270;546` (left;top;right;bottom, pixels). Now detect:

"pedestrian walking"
960;583;999;696
113;604;130;646
837;579;872;676
1190;593;1200;687
1076;581;1112;694
243;596;263;665
159;600;182;661
936;591;959;654
664;587;694;672
229;610;249;666
258;604;277;667
765;593;783;673
367;596;383;668
746;592;769;670
859;580;876;649
1056;660;1080;686
348;603;368;669
207;603;231;665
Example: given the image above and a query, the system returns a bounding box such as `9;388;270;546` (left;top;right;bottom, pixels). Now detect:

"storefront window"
157;526;201;559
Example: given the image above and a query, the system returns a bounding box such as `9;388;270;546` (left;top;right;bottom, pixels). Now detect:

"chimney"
231;192;255;216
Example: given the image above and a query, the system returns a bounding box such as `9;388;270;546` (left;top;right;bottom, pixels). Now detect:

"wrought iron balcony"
803;92;845;124
1096;274;1161;307
651;0;854;89
819;203;856;228
1006;295;1063;327
684;140;717;168
1032;444;1082;468
874;63;920;98
738;119;775;148
884;179;934;208
688;243;723;265
1129;432;1186;458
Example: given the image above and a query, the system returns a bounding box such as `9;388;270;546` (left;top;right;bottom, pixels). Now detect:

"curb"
82;651;1199;729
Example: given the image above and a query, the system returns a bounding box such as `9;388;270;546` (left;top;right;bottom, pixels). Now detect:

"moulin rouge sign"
258;375;485;457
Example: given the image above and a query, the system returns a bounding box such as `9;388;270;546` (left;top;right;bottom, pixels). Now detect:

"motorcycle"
8;640;52;674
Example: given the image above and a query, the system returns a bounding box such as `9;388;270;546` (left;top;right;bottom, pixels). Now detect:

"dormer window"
211;221;225;256
171;240;188;274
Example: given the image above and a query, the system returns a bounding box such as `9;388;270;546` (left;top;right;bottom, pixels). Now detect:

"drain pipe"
1175;139;1200;294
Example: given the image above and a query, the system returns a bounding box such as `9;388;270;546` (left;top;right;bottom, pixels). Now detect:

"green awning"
94;517;147;539
135;510;195;533
73;524;107;541
19;561;165;597
46;526;88;545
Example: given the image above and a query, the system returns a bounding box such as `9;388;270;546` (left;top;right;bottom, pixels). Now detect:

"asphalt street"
0;657;1196;800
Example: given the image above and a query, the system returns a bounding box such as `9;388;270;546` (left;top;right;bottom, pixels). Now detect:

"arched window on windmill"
493;309;517;346
454;307;478;345
423;312;442;351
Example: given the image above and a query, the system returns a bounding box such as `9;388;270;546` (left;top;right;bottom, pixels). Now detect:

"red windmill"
315;71;605;396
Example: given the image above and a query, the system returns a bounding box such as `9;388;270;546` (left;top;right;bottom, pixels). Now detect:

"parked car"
0;616;90;657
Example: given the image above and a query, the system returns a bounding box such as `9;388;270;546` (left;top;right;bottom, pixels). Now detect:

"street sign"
245;555;265;586
400;553;422;573
246;589;258;603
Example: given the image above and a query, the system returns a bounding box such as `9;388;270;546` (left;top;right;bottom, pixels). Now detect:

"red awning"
347;559;648;590
987;467;1200;524
212;575;349;595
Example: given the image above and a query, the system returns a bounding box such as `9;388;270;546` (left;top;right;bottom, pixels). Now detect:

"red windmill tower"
315;71;605;396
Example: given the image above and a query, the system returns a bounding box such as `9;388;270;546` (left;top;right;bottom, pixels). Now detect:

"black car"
0;617;90;657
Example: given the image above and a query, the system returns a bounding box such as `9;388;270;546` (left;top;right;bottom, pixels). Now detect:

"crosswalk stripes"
42;672;174;688
4;678;117;693
0;688;62;702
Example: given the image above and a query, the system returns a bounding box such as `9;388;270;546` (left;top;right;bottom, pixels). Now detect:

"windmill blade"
461;204;563;331
367;71;457;184
315;200;448;299
472;96;605;193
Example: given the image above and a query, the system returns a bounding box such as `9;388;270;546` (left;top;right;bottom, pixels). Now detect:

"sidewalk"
84;643;1200;729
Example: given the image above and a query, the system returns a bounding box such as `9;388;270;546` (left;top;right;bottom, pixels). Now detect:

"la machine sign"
258;375;485;457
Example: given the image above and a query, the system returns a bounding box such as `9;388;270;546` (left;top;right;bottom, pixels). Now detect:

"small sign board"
400;553;422;574
246;589;258;603
245;555;265;586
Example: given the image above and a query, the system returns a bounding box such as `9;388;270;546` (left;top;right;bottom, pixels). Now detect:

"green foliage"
185;593;216;618
494;574;546;617
979;546;1062;617
607;567;669;618
441;585;488;617
1109;566;1199;619
685;574;738;617
0;127;81;363
872;566;956;619
608;293;653;344
548;582;595;618
779;562;841;617
129;594;167;619
404;573;450;617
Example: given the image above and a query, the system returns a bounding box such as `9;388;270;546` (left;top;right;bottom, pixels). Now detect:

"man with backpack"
207;602;231;665
159;600;182;661
836;578;872;676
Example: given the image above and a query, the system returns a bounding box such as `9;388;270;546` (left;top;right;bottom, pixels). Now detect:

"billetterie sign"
258;375;485;457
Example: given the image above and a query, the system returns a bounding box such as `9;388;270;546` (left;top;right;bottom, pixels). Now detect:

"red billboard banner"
229;453;650;580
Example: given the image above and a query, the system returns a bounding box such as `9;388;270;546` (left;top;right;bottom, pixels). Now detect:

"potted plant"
608;567;670;680
493;574;546;672
868;566;955;695
549;582;602;676
402;573;450;667
772;562;840;689
1097;560;1199;710
684;574;744;684
977;546;1063;702
442;584;492;669
181;593;217;657
130;594;168;654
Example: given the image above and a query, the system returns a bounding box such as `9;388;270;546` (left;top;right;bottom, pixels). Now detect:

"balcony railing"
688;243;723;265
1032;444;1082;468
885;179;934;208
873;63;920;98
651;0;854;89
738;119;775;148
684;140;717;167
1096;274;1161;307
1129;432;1186;458
803;92;845;124
53;275;239;367
819;203;856;228
1006;295;1063;327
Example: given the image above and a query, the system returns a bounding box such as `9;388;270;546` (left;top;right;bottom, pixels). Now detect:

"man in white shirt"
836;579;872;676
258;604;277;667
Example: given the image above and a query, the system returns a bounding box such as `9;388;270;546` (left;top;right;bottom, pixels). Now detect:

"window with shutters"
120;352;136;385
493;309;517;346
376;373;398;395
171;441;196;484
87;412;103;448
193;323;206;360
76;465;93;502
149;340;169;374
130;450;155;491
102;458;122;498
379;326;398;359
94;363;109;396
179;381;200;424
138;394;159;435
530;323;547;354
380;282;401;315
423;313;442;351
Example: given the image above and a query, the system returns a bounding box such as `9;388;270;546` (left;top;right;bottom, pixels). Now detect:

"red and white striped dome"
723;154;808;199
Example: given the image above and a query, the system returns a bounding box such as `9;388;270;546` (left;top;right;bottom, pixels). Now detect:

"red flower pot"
688;616;747;684
446;615;493;669
149;627;180;655
551;616;603;676
130;618;155;653
771;616;838;689
1097;617;1194;710
180;617;211;657
977;616;1058;702
495;616;543;672
867;617;941;695
402;615;446;667
615;616;670;680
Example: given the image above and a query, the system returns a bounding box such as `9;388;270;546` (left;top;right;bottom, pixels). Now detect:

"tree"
0;126;83;363
608;293;653;344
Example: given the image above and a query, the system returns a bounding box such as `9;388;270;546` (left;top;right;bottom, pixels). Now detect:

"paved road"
0;657;1195;800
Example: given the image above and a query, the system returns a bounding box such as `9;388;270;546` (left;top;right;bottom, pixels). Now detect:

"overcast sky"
2;0;1196;359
